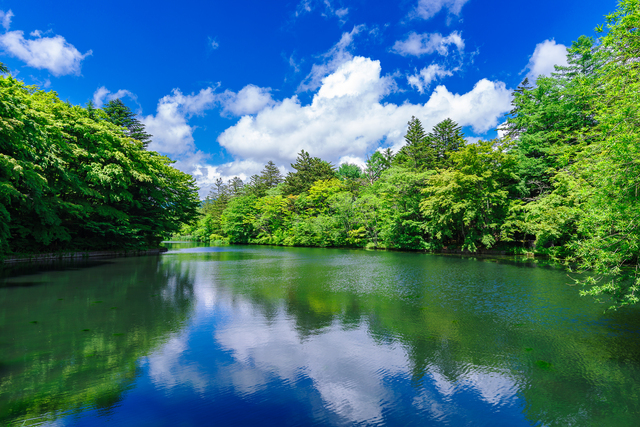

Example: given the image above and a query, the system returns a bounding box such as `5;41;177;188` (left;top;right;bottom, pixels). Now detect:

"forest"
179;1;640;309
0;1;638;309
0;71;200;256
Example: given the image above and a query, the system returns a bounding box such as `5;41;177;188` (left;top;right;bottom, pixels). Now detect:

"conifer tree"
395;116;432;170
103;99;152;148
260;160;283;188
282;150;336;195
428;118;464;167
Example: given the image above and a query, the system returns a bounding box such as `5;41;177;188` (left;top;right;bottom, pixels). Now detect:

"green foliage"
102;98;152;148
178;1;640;310
282;150;336;195
374;166;432;249
428;118;465;168
420;140;518;252
221;194;257;243
394;116;433;170
337;163;362;180
364;150;392;183
565;0;640;309
0;76;199;256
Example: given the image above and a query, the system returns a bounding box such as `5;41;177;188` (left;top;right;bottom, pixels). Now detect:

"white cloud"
217;84;275;116
218;56;512;171
0;28;92;76
288;54;301;73
141;88;216;196
392;31;464;57
524;39;568;82
142;87;217;158
0;9;14;30
298;25;363;92
335;7;349;18
209;37;219;50
497;121;508;139
412;0;470;20
92;86;138;108
338;155;366;169
407;64;454;93
295;0;349;21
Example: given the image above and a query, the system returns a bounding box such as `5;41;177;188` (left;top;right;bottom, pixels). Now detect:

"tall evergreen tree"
395;116;432;170
428;118;464;167
103;99;152;148
282;150;336;195
260;160;283;188
228;176;244;196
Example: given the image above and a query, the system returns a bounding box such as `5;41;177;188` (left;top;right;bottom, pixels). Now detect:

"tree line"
0;75;200;256
180;0;640;309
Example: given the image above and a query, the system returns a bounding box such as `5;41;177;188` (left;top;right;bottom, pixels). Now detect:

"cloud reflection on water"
144;263;523;425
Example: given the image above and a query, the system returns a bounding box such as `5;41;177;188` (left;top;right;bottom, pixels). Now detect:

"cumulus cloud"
218;56;512;170
142;87;217;158
407;64;454;93
217;85;275;116
0;25;92;76
0;9;14;30
138;83;280;197
524;39;568;82
411;0;470;20
92;86;138;108
392;31;464;57
298;25;363;92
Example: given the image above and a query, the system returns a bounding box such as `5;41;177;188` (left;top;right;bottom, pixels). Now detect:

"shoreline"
1;247;168;264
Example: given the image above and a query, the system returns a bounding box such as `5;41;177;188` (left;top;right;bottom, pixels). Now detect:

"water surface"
1;244;639;426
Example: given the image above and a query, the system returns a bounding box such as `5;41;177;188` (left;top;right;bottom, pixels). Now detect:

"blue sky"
0;0;616;196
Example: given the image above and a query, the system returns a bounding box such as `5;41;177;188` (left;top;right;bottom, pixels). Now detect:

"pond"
1;244;639;426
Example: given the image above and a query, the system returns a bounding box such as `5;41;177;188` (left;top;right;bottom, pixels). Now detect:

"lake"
1;243;639;426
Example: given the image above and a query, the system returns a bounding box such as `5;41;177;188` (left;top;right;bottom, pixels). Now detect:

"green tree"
281;150;336;195
566;0;640;309
364;151;392;184
260;160;284;188
420;139;519;252
0;76;198;255
102;99;152;148
394;116;433;170
428;118;464;168
337;163;362;180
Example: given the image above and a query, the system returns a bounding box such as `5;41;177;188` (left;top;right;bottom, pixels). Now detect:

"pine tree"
428;118;464;167
260;161;283;188
103;99;152;148
395;116;433;170
228;176;244;196
282;150;336;195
